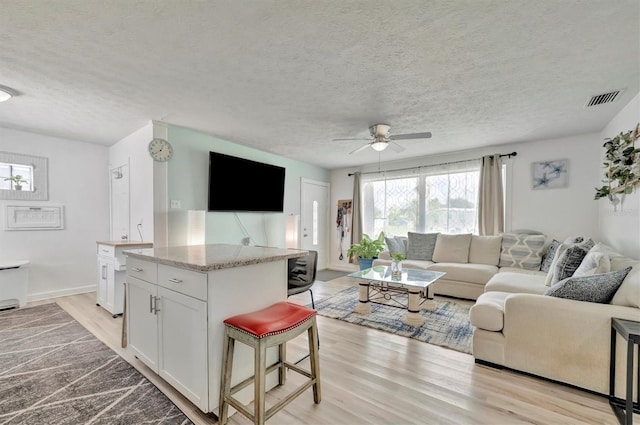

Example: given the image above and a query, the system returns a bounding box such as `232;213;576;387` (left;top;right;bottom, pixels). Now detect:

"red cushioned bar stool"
219;301;321;425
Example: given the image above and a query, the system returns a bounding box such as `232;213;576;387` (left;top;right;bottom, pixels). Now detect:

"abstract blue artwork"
532;159;568;189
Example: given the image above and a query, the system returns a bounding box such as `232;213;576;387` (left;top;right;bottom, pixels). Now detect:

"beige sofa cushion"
485;272;547;295
469;235;502;266
427;263;497;285
498;267;547;276
469;291;511;331
432;233;472;263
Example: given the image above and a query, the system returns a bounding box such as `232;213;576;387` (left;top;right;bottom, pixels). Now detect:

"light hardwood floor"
32;277;636;425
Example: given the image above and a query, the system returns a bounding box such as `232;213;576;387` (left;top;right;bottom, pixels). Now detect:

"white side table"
0;260;29;309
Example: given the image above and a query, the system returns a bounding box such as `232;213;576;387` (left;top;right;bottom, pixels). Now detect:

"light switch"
170;200;181;209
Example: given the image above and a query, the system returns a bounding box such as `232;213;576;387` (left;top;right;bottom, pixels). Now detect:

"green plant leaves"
595;125;640;200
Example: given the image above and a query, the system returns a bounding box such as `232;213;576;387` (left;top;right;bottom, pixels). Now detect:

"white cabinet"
126;258;209;412
158;286;208;408
127;275;158;370
96;241;151;317
125;246;291;415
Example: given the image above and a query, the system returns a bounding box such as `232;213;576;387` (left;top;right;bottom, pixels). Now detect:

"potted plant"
3;175;29;190
390;253;405;279
347;231;386;270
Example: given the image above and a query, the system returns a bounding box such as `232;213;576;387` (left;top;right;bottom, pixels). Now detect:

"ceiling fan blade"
389;132;432;140
332;137;371;141
388;141;405;153
349;143;372;155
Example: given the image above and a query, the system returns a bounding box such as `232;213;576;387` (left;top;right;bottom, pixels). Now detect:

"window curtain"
478;154;504;236
349;172;362;264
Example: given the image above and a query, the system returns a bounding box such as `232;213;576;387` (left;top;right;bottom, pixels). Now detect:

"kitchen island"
123;244;307;415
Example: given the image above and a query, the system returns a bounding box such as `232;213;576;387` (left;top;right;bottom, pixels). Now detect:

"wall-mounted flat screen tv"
208;152;286;212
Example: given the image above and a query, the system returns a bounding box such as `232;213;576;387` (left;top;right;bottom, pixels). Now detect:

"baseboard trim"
28;286;95;302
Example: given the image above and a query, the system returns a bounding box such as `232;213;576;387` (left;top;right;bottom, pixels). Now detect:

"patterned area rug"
315;285;474;354
0;303;193;425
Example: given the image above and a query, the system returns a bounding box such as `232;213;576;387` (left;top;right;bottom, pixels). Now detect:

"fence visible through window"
360;160;504;238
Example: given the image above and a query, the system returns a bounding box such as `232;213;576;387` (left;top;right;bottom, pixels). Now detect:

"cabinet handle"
149;294;154;313
101;265;107;280
101;249;110;253
131;267;143;272
167;278;182;283
153;296;160;315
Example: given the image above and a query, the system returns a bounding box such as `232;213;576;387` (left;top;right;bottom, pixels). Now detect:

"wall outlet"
170;200;181;209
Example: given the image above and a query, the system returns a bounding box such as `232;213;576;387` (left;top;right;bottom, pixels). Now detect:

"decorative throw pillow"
385;236;407;256
498;233;546;270
573;250;611;277
544;267;632;304
563;236;584;244
406;232;438;261
540;239;561;272
468;235;502;266
431;233;472;263
611;265;640;308
550;241;594;285
544;239;595;286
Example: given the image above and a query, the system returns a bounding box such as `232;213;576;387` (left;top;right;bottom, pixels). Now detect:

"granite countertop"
123;244;308;272
97;241;154;248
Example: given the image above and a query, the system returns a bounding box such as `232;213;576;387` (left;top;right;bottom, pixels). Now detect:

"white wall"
165;124;330;248
598;92;640;258
109;122;155;243
0;127;110;300
329;132;602;271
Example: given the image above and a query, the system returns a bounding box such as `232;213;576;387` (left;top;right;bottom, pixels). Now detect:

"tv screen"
208;152;286;212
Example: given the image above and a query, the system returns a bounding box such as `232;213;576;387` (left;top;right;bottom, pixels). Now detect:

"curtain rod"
347;151;517;177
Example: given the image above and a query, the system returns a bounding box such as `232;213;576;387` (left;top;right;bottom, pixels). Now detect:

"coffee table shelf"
348;266;446;327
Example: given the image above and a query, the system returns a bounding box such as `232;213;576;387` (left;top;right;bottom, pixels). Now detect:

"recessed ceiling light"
0;85;18;102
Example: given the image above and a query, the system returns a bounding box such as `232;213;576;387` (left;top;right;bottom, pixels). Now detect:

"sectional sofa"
373;231;544;300
374;232;640;398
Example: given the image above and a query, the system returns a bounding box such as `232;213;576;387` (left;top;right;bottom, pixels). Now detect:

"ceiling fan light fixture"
371;140;388;151
0;85;17;102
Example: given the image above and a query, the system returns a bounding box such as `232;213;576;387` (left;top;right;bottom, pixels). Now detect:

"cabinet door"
158;286;208;412
96;257;108;307
127;276;159;372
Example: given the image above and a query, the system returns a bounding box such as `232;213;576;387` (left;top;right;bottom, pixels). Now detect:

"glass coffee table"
348;266;446;327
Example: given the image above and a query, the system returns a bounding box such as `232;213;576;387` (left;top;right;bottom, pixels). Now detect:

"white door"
110;163;130;241
300;179;329;270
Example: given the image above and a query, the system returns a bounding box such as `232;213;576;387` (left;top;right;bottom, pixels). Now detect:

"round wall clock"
148;138;174;162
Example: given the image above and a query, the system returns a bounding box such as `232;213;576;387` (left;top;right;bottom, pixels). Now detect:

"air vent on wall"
584;89;624;107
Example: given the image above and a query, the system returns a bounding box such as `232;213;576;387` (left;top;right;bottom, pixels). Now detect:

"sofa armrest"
503;293;640;395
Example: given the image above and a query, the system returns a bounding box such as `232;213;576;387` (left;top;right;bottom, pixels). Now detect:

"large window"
361;159;504;237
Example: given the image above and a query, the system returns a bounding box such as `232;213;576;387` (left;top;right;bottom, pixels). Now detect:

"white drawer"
158;264;207;301
97;244;116;257
126;257;158;283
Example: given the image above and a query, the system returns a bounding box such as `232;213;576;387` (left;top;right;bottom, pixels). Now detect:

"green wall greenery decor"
594;123;640;206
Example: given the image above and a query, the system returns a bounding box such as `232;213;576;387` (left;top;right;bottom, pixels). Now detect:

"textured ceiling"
0;1;638;169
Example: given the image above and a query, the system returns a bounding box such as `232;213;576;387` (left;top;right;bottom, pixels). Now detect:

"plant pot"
14;185;22;191
358;257;375;271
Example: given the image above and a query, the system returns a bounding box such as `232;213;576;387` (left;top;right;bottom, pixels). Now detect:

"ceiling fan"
332;124;432;154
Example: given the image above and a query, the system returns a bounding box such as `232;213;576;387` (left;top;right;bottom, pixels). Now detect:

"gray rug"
316;269;350;281
0;303;193;425
315;286;474;354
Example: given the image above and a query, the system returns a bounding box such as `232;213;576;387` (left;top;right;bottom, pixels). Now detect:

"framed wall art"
532;159;568;189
